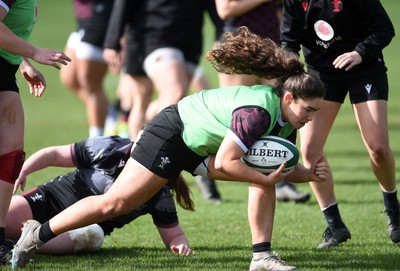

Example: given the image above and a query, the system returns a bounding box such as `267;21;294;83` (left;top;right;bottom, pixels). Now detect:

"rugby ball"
242;135;299;173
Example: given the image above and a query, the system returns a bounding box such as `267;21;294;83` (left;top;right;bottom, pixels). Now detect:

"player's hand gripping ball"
242;136;299;173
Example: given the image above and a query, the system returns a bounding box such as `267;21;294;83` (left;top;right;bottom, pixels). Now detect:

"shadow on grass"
282;243;400;270
13;243;400;270
30;245;250;270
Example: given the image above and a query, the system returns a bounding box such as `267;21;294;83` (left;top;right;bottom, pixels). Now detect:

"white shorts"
66;31;105;62
143;47;197;79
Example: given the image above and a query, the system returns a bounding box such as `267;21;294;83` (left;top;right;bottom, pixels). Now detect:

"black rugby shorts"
314;71;388;104
131;105;205;180
0;57;19;92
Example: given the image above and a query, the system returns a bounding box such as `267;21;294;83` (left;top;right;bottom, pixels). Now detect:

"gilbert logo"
261;142;270;147
246;146;289;159
157;157;170;169
364;84;372;94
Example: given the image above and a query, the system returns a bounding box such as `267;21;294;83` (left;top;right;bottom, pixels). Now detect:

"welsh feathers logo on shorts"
157;157;171;170
331;0;342;13
314;20;334;41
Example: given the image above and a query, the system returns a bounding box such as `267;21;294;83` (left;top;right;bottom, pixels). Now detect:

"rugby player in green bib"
12;27;328;271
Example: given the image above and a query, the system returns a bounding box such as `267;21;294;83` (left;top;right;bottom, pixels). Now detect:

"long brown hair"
206;26;325;100
169;174;195;211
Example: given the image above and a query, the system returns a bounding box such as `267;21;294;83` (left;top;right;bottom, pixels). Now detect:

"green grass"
6;0;400;270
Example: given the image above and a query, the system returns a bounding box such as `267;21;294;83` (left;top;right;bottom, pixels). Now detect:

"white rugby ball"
242;135;299;173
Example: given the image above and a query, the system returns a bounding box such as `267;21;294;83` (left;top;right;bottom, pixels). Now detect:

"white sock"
89;127;104;138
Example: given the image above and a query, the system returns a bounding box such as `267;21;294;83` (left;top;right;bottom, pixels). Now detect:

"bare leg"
353;100;396;191
206;157;275;245
76;58;109;135
299;100;351;248
0;92;24;247
248;184;276;245
59;47;82;99
48;159;167;235
7;196;103;255
299;100;341;208
146;60;190;122
126;75;153;140
353;100;399;242
6;196;32;239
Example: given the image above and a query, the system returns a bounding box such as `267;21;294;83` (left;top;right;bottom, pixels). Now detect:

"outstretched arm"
0;6;70;69
14;145;74;193
156;224;192;256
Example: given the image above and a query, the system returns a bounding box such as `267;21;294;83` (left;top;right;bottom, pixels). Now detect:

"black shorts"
0;57;19;92
131;105;205;180
78;0;114;47
124;28;146;76
309;69;389;104
21;173;95;224
21;173;137;235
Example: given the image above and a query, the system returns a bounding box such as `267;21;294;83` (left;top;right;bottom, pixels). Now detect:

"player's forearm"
20;146;73;176
19;148;58;176
216;0;271;20
0;22;36;59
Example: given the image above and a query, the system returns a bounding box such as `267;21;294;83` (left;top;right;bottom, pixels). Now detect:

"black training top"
71;136;179;233
280;0;395;79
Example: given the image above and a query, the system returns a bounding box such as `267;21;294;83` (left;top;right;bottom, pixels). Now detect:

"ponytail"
206;26;325;100
169;174;195;211
206;26;304;82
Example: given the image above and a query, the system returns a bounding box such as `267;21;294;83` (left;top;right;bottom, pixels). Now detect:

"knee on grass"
69;224;104;253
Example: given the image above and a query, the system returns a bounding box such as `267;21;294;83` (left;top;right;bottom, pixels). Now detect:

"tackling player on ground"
6;136;192;257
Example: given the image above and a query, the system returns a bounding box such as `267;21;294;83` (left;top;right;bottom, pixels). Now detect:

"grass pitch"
7;0;400;270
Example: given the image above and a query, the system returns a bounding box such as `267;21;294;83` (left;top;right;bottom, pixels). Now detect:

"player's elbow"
214;159;228;174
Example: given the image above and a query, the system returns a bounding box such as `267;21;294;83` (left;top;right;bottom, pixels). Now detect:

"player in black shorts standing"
281;0;398;248
103;0;154;140
140;0;206;122
60;0;114;138
103;0;222;141
6;136;192;256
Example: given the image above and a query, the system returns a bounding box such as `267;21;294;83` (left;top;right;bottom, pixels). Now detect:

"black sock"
38;222;57;243
383;189;399;212
323;203;346;229
0;227;5;246
252;242;271;253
